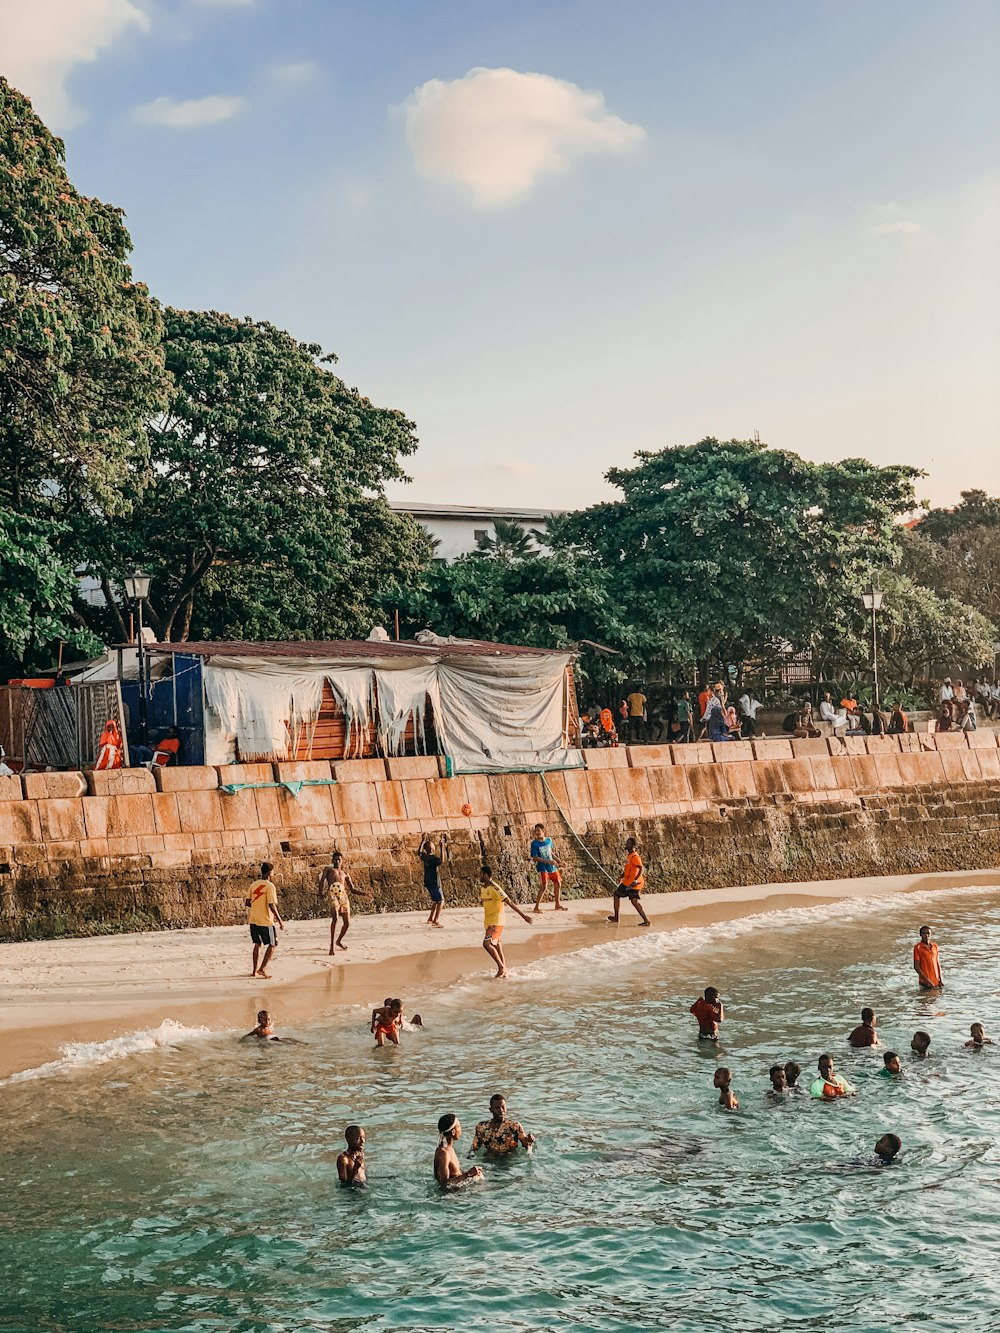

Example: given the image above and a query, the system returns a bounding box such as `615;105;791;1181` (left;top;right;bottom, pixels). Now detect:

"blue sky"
3;0;998;508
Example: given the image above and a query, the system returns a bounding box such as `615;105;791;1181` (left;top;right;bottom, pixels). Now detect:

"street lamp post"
124;570;151;747
861;584;885;711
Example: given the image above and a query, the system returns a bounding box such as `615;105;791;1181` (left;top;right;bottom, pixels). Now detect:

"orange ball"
460;803;472;816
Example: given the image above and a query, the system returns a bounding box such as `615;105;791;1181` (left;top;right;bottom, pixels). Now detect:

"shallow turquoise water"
2;885;1000;1333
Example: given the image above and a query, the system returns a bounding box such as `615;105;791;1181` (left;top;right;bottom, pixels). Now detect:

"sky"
2;0;998;510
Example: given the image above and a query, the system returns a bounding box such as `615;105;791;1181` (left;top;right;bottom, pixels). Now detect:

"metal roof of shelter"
147;638;565;660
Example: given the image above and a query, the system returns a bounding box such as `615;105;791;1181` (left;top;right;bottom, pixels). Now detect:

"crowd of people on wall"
580;673;998;748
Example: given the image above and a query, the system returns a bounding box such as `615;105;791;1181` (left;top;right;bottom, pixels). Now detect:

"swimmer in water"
410;1014;424;1028
372;999;403;1047
470;1094;536;1157
881;1051;902;1076
965;1022;994;1050
337;1124;367;1187
434;1114;483;1189
784;1060;803;1091
809;1053;856;1099
847;1007;879;1048
690;987;724;1040
873;1133;901;1165
241;1009;306;1043
767;1065;788;1100
714;1067;739;1110
910;1030;931;1058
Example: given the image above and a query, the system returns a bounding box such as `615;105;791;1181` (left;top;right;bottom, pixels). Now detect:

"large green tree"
0;511;100;671
0;78;167;520
562;438;920;671
78;310;430;642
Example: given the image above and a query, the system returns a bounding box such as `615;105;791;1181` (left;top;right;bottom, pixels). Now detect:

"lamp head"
124;570;151;601
861;585;884;612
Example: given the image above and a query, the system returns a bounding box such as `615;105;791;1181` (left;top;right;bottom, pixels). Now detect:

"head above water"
769;1065;787;1090
704;987;720;1002
875;1133;901;1161
256;1009;270;1025
919;925;932;942
345;1124;364;1149
818;1053;835;1077
490;1094;507;1120
784;1061;801;1085
713;1067;732;1089
861;1008;876;1025
437;1113;460;1141
970;1022;986;1042
911;1031;931;1054
883;1051;901;1074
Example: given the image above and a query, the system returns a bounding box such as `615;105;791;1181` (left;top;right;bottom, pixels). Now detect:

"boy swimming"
241;1009;306;1044
809;1054;856;1099
881;1051;902;1076
910;1031;931;1057
965;1022;994;1049
767;1065;788;1099
847;1008;879;1048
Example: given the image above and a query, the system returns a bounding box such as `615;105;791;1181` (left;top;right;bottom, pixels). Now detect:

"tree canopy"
76;309;430;642
561;438;921;666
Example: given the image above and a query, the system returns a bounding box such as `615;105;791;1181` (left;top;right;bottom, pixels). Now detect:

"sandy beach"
2;867;998;1080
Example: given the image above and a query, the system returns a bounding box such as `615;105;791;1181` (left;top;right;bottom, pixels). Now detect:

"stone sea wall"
1;732;999;940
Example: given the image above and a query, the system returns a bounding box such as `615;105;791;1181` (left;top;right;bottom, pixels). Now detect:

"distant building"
389;501;561;562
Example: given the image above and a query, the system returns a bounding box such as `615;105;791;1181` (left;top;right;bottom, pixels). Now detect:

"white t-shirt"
939;685;954;703
739;695;762;719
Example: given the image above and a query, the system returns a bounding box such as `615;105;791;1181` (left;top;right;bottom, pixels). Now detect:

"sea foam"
504;880;1000;985
2;1018;214;1085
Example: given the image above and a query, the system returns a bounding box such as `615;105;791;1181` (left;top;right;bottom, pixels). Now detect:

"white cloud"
871;220;926;236
402;66;645;209
492;458;539;478
133;93;245;127
0;0;149;129
268;60;320;87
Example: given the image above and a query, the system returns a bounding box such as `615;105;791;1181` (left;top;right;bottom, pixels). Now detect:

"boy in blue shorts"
530;823;567;912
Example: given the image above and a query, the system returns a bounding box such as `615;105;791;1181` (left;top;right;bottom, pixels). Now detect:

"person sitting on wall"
887;702;908;734
131;727;182;767
793;701;821;738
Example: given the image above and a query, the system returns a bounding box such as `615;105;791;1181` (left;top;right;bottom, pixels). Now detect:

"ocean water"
2;885;1000;1333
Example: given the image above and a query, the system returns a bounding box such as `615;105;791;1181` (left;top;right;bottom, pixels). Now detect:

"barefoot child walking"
318;852;354;955
479;865;533;979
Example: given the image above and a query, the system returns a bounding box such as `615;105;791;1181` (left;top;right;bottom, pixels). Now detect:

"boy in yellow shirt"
247;861;285;978
479;865;533;979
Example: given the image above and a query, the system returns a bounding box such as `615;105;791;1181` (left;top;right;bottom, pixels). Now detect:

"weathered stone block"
975;747;1000;779
629;745;674;766
333;759;389;783
752;739;794;760
790;739;829;758
426;777;470;818
712;740;754;763
275;760;335;784
849;756;879;789
864;735;903;754
332;782;380;824
215;763;276;786
374;781;407;822
585;768;621;808
932;731;968;750
37;798;87;842
22;771;87;800
966;729;1000;750
783;760;817;793
754;761;789;795
687;765;730;801
462;774;493;815
277;783;336;829
173;789;227;833
384;756;440;780
724;762;758;797
583;747;628;769
253;785;283;830
220;788;261;831
958;749;982;782
897;753;944;785
156;766;219;792
613;768;653;805
0;774;22;801
672;743;715;766
938;749;968;782
87;769;156;796
400;780;433;820
808;757;838;790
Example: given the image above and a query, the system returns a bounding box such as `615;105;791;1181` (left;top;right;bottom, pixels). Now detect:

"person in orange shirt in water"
913;924;943;989
607;837;651;926
690;987;724;1040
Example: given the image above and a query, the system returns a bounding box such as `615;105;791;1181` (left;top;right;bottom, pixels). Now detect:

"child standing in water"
965;1023;993;1049
913;925;943;989
714;1067;739;1109
434;1115;483;1189
337;1125;367;1186
690;987;724;1040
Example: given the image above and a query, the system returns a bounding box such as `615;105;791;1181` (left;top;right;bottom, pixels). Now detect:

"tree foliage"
903;500;1000;628
562;438;921;666
78;310;430;642
0;78;167;520
0;509;100;671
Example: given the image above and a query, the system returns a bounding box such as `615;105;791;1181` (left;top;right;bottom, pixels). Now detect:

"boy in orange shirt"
913;924;943;989
607;837;651;926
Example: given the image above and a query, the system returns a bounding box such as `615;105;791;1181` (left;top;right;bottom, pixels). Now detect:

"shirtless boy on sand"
434;1114;483;1189
337;1125;367;1186
318;852;354;955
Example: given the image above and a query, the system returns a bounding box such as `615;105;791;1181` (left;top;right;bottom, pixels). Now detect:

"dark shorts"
614;886;640;900
250;924;277;947
426;885;444;904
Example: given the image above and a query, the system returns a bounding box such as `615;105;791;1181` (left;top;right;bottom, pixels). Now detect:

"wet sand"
2;867;997;1079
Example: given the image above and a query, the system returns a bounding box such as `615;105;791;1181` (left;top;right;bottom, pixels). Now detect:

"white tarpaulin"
198;648;580;771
